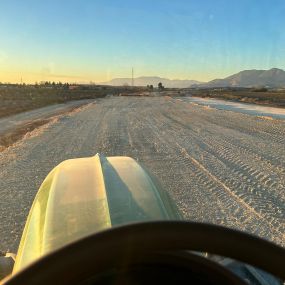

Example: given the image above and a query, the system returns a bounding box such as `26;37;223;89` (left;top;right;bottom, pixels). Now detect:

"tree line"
147;82;165;90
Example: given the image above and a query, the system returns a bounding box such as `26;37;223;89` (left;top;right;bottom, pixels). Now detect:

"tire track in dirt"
140;99;285;244
143;118;259;233
159;106;285;202
175;142;285;241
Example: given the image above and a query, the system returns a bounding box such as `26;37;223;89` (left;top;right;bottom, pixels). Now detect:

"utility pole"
132;67;134;87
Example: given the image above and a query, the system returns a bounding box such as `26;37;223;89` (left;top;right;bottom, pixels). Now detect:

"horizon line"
1;67;283;85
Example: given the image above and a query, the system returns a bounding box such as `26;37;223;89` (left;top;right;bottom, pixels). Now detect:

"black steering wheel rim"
3;221;285;284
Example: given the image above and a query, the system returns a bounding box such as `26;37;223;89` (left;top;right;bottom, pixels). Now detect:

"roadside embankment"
0;100;95;151
189;89;285;108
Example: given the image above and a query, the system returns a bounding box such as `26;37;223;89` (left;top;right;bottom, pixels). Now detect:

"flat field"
0;86;113;118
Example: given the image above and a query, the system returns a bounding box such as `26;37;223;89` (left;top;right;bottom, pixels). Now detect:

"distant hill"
100;76;202;88
200;68;285;88
100;68;285;88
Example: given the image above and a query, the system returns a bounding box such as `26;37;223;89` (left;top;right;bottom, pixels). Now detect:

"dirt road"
0;96;284;252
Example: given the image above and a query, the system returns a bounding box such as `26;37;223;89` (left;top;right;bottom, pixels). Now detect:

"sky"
0;0;285;83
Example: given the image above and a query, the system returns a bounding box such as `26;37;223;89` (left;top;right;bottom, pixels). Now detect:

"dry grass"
0;86;119;118
189;89;285;108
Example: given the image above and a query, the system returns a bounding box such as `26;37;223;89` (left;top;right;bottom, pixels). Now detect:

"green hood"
13;154;180;273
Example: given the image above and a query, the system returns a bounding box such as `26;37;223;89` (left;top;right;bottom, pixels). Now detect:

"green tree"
158;82;164;90
147;84;154;90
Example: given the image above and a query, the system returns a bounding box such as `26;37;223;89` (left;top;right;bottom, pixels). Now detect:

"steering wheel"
2;221;285;285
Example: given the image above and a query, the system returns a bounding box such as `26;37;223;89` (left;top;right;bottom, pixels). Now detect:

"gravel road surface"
0;96;284;252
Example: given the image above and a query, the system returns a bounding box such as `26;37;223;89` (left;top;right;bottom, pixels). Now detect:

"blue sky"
0;0;284;83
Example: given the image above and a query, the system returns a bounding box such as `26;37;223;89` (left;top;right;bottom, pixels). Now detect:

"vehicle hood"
13;154;180;272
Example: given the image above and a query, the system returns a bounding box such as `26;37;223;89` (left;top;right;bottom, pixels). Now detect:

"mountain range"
100;76;201;88
201;68;285;88
100;68;285;88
